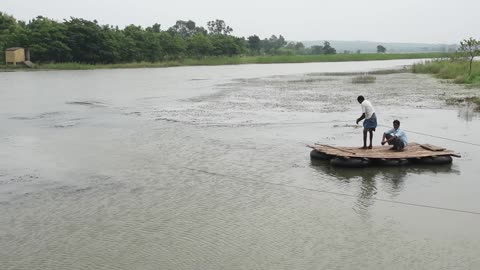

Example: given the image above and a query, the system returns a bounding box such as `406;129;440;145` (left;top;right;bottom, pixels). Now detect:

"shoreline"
0;53;451;71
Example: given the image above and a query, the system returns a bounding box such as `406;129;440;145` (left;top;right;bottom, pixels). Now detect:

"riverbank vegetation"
412;37;480;85
2;12;476;106
413;60;480;109
0;11;338;65
0;53;452;71
412;59;480;85
412;37;480;109
1;11;452;69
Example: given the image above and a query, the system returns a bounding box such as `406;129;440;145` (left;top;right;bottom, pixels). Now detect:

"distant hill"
301;40;458;53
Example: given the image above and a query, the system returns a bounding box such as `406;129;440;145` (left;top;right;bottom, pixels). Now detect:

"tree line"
0;12;337;64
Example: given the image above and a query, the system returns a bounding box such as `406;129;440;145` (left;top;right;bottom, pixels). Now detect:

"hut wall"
5;49;26;64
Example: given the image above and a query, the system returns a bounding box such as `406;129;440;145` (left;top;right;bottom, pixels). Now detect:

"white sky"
2;0;480;44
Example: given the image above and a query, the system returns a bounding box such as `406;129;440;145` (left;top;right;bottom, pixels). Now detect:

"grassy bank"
1;53;451;71
412;59;480;110
412;59;480;86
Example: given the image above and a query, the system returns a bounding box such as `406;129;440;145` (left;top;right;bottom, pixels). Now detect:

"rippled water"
1;60;480;270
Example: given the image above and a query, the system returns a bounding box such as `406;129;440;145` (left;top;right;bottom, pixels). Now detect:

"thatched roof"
5;47;24;51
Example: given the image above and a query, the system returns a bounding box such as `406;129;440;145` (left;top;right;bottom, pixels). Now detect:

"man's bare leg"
361;129;368;149
368;130;373;149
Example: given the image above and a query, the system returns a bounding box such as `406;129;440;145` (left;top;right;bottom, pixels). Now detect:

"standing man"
356;95;377;149
381;120;408;151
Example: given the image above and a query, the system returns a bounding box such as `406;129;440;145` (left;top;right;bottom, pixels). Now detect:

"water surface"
1;60;479;270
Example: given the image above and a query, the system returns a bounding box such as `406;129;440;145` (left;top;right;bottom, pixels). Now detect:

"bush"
412;60;480;86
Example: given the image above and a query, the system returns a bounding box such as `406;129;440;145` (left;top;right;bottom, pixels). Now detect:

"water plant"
352;75;376;84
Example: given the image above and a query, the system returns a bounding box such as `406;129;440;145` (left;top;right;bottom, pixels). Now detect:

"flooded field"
1;60;480;270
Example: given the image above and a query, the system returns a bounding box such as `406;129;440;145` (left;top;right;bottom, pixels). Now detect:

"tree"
459;37;480;76
294;42;305;51
146;23;161;33
207;19;232;35
323;41;336;54
157;31;186;59
285;41;305;55
143;30;163;62
116;32;137;62
0;12;23;62
64;18;108;63
0;12;17;32
0;12;17;46
187;33;213;57
262;35;287;54
168;20;205;38
310;45;324;55
247;35;261;54
209;34;244;56
123;24;147;61
25;16;72;62
273;35;287;50
96;25;125;63
377;45;386;53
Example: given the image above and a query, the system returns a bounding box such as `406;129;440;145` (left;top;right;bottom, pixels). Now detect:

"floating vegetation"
445;96;480;111
352;75;376;84
288;78;336;83
306;68;409;77
465;96;480;106
368;68;410;75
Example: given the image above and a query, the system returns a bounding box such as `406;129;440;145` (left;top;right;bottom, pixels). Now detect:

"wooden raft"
308;143;461;159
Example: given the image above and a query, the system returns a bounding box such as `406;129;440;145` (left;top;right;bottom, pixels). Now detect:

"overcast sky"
2;0;480;44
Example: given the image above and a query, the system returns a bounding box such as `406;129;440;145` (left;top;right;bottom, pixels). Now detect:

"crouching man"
381;120;408;151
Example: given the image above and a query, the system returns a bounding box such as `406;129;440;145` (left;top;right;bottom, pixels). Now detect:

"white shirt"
386;128;408;145
361;100;375;119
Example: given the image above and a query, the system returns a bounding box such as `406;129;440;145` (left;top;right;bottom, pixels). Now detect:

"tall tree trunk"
469;57;473;76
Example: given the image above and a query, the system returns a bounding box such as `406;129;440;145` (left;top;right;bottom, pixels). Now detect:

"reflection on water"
457;103;479;121
310;159;456;182
310;159;459;214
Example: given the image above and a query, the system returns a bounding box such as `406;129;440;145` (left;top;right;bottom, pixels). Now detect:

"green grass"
245;53;450;64
413;59;480;110
0;53;452;71
412;59;480;86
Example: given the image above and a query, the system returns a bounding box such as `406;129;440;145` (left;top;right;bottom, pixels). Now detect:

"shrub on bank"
414;59;480;110
412;60;480;85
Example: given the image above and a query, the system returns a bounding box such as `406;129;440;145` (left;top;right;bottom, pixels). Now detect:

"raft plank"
420;144;446;151
315;144;357;155
309;142;459;159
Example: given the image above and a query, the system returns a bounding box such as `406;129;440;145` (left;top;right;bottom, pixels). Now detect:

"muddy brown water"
1;60;480;270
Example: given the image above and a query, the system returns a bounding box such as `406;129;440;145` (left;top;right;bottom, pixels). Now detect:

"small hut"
5;47;30;65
